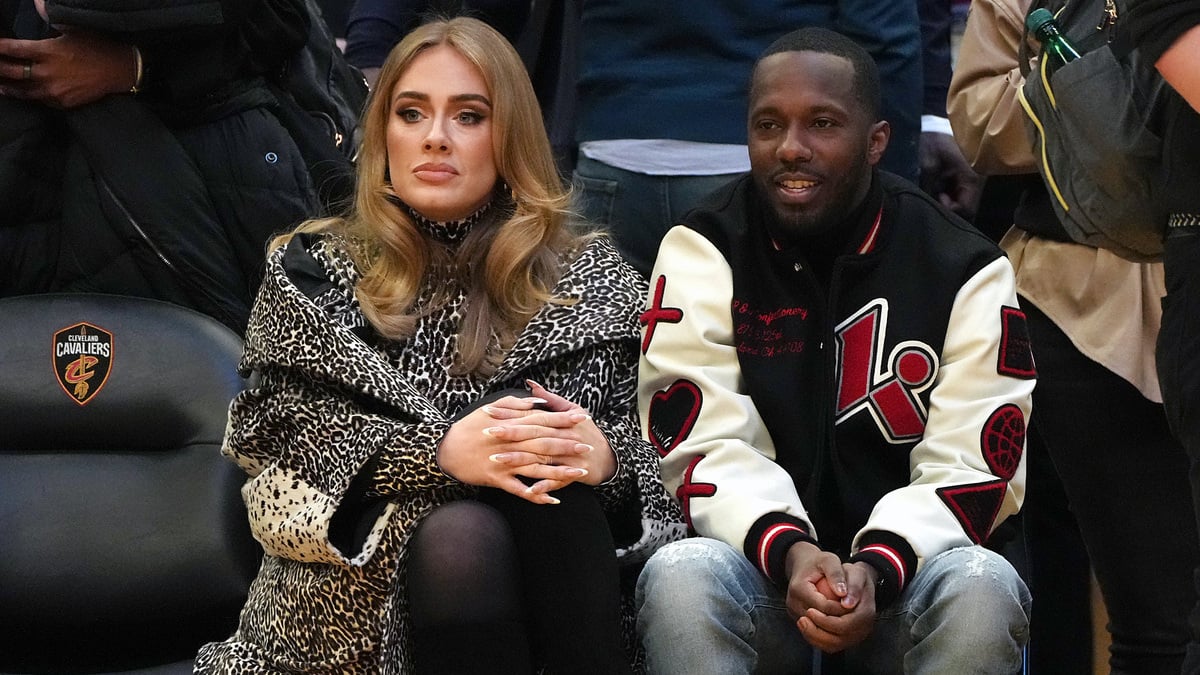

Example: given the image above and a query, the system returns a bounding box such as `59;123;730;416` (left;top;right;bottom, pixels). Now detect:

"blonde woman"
195;17;683;674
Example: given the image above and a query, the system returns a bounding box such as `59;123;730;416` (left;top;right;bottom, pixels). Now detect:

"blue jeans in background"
635;537;1030;675
571;156;741;278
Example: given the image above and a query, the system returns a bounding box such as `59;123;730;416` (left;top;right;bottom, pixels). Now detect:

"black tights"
406;483;631;674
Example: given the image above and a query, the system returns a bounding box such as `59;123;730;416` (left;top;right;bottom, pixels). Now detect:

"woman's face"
386;44;498;222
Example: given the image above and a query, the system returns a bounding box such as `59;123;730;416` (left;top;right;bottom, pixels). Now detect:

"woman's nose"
424;119;450;152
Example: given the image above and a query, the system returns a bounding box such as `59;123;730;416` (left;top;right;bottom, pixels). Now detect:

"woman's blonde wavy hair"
283;16;585;376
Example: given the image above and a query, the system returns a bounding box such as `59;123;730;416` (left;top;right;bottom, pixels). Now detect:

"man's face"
748;50;889;240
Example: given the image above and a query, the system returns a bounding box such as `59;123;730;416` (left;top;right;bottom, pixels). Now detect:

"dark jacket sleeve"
1123;0;1200;63
44;0;308;104
344;0;529;70
343;0;423;70
45;0;225;32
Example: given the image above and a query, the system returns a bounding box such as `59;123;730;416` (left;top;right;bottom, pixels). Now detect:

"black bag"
257;0;369;212
280;0;369;162
1018;0;1168;262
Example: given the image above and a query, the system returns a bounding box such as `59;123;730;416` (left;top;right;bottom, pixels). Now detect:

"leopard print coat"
194;233;685;673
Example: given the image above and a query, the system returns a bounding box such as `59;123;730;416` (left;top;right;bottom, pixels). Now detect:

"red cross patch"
677;455;717;533
639;275;683;354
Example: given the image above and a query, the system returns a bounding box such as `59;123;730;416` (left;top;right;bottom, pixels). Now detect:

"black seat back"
0;293;259;674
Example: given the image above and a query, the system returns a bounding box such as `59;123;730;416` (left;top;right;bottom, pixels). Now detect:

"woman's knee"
413;499;508;542
408;500;515;581
407;500;524;626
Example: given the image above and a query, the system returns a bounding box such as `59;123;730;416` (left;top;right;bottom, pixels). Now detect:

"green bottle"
1026;8;1083;71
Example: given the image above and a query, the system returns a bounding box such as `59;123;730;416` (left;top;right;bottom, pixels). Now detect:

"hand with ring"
483;380;618;489
437;382;617;504
0;30;139;107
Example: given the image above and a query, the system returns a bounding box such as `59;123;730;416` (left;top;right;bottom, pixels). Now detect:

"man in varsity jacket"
635;27;1034;674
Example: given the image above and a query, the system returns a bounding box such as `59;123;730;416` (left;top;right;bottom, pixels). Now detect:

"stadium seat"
0;293;259;674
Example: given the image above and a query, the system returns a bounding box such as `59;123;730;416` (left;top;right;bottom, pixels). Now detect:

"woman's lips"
413;163;458;183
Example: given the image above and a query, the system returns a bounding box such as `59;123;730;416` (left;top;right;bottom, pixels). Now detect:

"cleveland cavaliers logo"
53;322;113;406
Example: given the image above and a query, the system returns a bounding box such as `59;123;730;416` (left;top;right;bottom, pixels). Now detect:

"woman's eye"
398;108;422;122
457;111;484;125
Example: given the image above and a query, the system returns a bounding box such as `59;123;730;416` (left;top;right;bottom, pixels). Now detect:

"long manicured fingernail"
483;405;499;416
523;397;548;404
569;412;592;423
482;427;502;436
524;487;560;504
489;453;510;463
566;468;588;477
525;379;544;390
574;443;594;453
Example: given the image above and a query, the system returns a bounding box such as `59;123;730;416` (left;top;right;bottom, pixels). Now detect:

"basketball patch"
648;379;702;457
53;322;113;406
981;404;1025;481
998;306;1035;379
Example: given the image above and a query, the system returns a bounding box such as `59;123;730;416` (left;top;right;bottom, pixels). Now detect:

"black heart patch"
648;380;702;457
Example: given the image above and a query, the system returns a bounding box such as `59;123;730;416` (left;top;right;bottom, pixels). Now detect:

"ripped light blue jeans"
635;538;1030;675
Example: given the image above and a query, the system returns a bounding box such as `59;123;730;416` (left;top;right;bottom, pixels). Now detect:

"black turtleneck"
404;201;493;247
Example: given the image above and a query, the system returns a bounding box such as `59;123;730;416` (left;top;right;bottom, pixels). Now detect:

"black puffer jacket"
0;0;349;333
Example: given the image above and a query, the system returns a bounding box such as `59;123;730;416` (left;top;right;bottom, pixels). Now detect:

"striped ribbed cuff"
849;531;917;609
744;513;817;586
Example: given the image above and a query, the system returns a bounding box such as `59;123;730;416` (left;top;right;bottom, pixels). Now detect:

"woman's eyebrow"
392;91;492;108
452;93;492;107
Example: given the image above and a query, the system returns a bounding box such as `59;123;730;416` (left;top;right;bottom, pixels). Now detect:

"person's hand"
919;130;983;222
0;30;139;108
784;543;878;652
783;541;850;622
482;380;618;490
795;560;878;652
436;392;600;504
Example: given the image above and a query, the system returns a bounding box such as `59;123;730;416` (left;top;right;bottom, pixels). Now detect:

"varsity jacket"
638;171;1035;605
196;233;684;673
